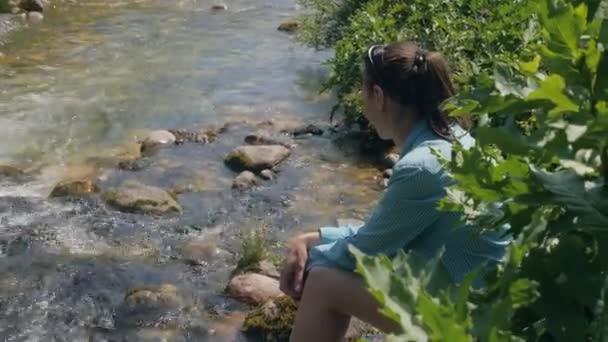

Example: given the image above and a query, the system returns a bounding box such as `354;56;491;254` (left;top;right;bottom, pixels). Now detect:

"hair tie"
413;48;428;74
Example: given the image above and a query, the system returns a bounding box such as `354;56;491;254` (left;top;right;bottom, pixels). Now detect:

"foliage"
0;0;11;13
236;221;270;272
353;0;608;341
242;296;298;341
299;0;537;128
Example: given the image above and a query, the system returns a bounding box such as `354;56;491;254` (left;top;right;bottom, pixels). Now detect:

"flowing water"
0;1;383;340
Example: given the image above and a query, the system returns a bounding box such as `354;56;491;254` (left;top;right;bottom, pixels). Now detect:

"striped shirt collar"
400;119;431;157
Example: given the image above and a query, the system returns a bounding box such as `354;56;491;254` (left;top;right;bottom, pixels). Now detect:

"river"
0;1;382;340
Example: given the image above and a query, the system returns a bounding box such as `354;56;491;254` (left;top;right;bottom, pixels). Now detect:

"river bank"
0;0;392;340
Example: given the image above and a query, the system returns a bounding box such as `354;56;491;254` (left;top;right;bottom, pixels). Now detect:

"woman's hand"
280;232;320;299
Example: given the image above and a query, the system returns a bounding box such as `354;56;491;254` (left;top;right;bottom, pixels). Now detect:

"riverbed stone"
0;165;25;179
383;153;400;169
117;284;183;328
102;182;182;215
27;11;43;23
224;145;290;172
259;169;275;181
140;130;176;156
49;179;99;198
181;238;219;265
289;124;324;137
253;260;280;279
277;19;299;33
18;0;44;12
227;273;282;305
211;3;227;11
118;157;152;171
232;171;259;190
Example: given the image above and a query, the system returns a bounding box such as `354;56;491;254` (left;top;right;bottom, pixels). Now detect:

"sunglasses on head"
367;45;385;78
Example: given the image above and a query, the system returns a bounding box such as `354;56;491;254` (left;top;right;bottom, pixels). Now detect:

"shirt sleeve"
308;165;444;271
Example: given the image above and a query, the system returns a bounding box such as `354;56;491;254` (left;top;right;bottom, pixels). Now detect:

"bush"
353;0;608;341
299;0;537;129
0;0;11;13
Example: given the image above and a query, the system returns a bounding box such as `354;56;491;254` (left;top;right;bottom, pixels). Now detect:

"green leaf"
519;55;542;75
417;291;474;342
595;50;608;101
527;75;580;117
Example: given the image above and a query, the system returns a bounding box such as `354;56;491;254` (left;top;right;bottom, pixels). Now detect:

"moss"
49;180;99;198
242;296;297;341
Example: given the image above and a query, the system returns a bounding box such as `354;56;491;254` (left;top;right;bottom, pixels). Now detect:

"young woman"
280;42;510;341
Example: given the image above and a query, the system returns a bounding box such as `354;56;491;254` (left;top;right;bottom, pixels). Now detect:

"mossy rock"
224;145;290;172
0;165;25;179
102;182;182;215
242;296;297;341
278;19;299;33
49;179;99;198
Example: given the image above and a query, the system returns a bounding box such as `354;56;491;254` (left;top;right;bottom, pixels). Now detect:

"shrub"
299;0;537;129
354;1;608;341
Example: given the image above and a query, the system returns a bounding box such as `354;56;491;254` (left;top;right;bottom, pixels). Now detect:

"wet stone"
232;171;259;190
49;179;99;198
27;11;43;23
211;3;227;11
227;273;282;305
181;238;219;265
118;158;152;171
18;0;44;12
277;19;299;33
140;130;176;156
224;145;290;173
259;169;275;181
102;182;182;215
116;284;183;329
0;165;25;179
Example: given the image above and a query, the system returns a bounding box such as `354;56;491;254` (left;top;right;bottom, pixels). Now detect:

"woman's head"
362;41;470;140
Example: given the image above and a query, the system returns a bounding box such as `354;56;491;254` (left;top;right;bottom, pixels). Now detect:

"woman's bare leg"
290;267;399;342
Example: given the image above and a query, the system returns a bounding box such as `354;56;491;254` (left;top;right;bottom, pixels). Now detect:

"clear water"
0;1;382;340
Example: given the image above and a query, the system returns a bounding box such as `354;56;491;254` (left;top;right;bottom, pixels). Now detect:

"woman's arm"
308;165;443;271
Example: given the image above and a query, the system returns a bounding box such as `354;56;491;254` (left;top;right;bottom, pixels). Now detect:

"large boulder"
224;145;290;172
102;182;182;215
49;179;99;198
227;273;282;305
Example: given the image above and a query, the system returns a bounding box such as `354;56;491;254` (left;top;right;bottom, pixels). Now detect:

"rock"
169;128;217;144
224;145;290;172
182;238;219;265
337;218;365;228
253;260;280;279
383;168;393;179
0;165;25;179
118;158;152;171
227;273;282;305
17;12;27;23
211;3;227;11
18;0;44;12
232;171;259;190
140;130;176;156
117;284;183;328
277;19;299;33
290;124;324;137
259;169;275;181
242;296;297;341
102;182;182;215
383;153;400;169
49;179;99;198
27;11;43;23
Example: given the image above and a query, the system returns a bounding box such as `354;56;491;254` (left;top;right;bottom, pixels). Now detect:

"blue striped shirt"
306;119;510;284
